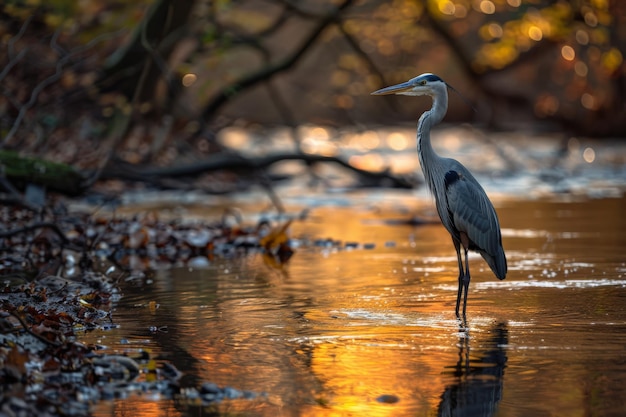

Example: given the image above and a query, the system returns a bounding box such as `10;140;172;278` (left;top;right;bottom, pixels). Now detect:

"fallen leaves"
0;206;298;277
0;265;267;416
0;205;297;414
0;199;318;415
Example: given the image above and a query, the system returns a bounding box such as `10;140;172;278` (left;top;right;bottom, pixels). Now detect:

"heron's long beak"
370;80;414;95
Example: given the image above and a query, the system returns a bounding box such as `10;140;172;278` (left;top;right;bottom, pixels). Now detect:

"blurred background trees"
0;0;624;180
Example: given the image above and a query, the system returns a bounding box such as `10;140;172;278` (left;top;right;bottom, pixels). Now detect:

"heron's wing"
444;170;501;256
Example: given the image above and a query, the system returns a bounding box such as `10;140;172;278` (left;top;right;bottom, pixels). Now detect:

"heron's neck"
417;94;448;191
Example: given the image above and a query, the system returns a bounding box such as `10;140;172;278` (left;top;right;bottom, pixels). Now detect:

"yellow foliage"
259;219;292;252
601;48;623;72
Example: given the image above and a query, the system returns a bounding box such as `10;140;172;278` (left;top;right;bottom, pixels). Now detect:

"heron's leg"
461;247;471;316
453;240;464;317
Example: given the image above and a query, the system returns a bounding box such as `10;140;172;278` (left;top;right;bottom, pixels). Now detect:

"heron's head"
371;73;447;97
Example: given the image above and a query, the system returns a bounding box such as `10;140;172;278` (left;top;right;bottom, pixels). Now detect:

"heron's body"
372;73;506;316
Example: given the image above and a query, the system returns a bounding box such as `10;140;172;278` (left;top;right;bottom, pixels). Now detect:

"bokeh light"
575;30;589;45
574;61;588;77
583;147;595;163
386;132;409;151
182;73;197;87
528;25;543;41
561;45;575;61
439;0;456;15
581;93;596;110
479;0;496;15
601;48;623;72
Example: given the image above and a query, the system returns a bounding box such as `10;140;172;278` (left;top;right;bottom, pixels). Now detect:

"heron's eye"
419;80;427;85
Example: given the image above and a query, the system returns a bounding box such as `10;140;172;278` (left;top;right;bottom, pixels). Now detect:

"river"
87;187;626;417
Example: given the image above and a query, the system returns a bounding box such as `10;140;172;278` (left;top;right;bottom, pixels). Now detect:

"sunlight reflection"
501;228;549;238
302;136;338;156
474;278;626;290
348;154;385;171
217;127;249;149
385;132;409;151
86;196;626;417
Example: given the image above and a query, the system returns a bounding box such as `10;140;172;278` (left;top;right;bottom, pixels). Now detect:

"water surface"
90;195;626;417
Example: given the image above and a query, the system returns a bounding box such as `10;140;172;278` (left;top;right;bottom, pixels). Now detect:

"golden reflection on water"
91;196;626;417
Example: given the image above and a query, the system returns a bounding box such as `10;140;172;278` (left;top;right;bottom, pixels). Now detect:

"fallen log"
101;152;417;189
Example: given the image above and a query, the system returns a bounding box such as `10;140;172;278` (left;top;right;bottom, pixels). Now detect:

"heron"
371;73;507;317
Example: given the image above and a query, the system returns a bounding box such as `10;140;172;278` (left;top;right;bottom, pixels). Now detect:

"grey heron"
371;73;507;317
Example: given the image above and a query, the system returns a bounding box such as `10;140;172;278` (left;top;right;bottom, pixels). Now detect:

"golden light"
438;0;456;15
454;4;468;17
506;0;521;6
528;26;543;41
439;0;456;15
575;29;589;45
574;61;588;77
567;137;580;153
348;153;385;171
359;131;381;150
601;48;623;72
181;73;197;87
301;137;337;156
581;93;596;110
561;45;576;61
584;11;598;27
488;23;503;39
217;127;248;149
310;126;330;141
583;147;595;163
479;0;496;14
386;132;409;151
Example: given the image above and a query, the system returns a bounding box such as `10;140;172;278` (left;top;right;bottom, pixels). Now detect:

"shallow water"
90;194;626;417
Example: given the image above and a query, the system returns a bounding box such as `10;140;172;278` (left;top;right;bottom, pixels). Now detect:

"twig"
337;23;388;90
6;310;62;348
0;16;33;84
0;222;70;244
1;28;126;147
7;15;32;57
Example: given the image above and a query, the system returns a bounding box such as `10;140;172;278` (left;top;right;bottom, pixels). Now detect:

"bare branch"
101;151;415;190
194;0;355;131
338;24;387;85
1;29;126;147
0;16;33;83
7;15;33;57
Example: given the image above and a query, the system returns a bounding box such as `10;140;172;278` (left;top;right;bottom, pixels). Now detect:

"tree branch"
1;28;126;147
101;151;415;189
194;0;354;130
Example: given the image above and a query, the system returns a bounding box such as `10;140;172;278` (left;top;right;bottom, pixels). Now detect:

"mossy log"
0;151;86;196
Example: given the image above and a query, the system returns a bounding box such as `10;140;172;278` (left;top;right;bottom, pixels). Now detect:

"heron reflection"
437;322;508;417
